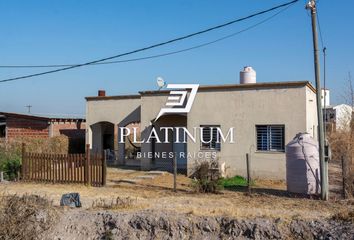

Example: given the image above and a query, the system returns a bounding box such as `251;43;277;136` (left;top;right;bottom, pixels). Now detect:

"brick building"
0;112;86;152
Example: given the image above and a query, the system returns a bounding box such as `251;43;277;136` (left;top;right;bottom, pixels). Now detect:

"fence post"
21;143;26;180
85;144;91;185
102;150;107;186
173;155;177;192
246;153;251;194
341;155;347;199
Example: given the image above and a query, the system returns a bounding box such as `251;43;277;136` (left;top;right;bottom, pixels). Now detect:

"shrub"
0;144;22;180
191;160;223;193
1;157;21;181
0;136;70;180
219;175;251;188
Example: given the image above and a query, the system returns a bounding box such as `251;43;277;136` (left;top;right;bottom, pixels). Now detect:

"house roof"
85;94;141;101
0;112;85;122
324;104;354;110
86;81;316;101
139;81;316;95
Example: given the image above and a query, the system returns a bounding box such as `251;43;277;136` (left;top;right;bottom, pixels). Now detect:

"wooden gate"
21;144;106;187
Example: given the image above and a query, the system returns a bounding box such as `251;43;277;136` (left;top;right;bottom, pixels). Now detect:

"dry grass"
0;136;69;155
332;200;354;223
91;196;136;210
0;194;57;240
332;210;354;223
0;168;353;222
328;129;354;197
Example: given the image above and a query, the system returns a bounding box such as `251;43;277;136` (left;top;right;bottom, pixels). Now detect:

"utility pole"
25;105;32;113
323;47;327;138
306;0;328;200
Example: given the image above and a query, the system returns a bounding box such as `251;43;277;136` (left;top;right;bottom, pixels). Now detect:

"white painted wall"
86;83;318;180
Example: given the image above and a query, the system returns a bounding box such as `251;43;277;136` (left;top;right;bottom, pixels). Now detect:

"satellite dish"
156;77;166;89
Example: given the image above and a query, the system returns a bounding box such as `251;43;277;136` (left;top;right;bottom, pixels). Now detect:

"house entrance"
173;128;187;170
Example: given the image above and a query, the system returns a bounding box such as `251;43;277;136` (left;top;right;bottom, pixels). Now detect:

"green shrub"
0;143;22;180
1;157;21;181
219;175;253;188
0;150;21;181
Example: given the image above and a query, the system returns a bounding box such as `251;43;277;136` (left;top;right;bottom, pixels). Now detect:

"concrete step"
135;175;155;179
147;171;167;176
119;179;140;184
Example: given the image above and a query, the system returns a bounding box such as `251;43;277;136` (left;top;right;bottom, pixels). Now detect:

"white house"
85;78;318;180
321;88;353;131
323;104;353;131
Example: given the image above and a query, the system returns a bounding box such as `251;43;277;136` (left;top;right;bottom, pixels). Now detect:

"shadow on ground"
223;186;320;199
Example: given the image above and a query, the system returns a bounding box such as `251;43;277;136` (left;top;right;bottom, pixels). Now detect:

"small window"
200;125;221;151
256;125;285;152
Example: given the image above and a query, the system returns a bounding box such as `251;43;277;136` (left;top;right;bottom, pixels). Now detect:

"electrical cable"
0;0;298;83
0;3;294;69
316;6;325;49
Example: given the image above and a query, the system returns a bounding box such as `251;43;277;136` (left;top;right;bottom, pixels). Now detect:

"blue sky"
0;0;353;116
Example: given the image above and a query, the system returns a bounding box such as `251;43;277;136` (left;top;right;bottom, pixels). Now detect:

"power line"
0;0;298;83
316;5;325;49
0;3;294;69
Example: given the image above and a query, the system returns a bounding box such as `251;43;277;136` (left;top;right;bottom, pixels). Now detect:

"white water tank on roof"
240;66;256;84
286;133;321;195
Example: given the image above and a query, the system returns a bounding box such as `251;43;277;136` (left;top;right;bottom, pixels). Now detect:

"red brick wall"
51;121;86;153
51;122;86;139
6;117;49;140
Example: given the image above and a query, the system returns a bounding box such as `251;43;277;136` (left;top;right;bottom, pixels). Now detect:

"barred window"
256;125;285;152
200;125;221;151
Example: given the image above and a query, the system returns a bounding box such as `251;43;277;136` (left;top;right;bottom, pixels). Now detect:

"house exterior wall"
138;85;316;179
186;86;310;180
306;87;318;140
86;83;317;180
6;117;49;139
140;94;169;169
86;97;141;161
50;121;86;138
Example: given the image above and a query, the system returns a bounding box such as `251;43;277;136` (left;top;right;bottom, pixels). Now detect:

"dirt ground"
0;167;352;221
1;168;354;239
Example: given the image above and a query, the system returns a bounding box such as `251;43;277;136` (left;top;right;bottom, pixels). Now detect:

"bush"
0;145;22;180
219;175;251;188
1;157;21;181
0;136;70;180
191;160;223;193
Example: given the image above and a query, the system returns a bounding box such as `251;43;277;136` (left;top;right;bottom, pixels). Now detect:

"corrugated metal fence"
21;144;106;187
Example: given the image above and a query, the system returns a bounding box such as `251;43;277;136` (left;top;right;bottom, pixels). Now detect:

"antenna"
156;77;166;90
25;105;32;113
